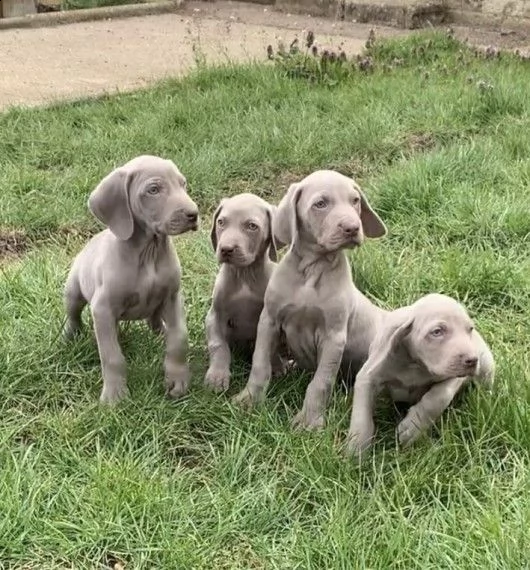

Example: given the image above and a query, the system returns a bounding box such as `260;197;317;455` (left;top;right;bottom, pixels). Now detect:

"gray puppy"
347;293;494;457
232;170;387;429
204;193;281;393
231;170;493;452
64;155;199;404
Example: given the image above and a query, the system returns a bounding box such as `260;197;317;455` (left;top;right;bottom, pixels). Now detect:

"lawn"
0;33;529;569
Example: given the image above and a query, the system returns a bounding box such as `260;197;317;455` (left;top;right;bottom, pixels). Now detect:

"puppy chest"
223;293;264;343
120;271;176;320
280;305;327;370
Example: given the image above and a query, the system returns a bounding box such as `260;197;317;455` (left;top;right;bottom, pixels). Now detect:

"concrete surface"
0;0;183;30
0;0;528;111
1;0;36;18
0;1;408;109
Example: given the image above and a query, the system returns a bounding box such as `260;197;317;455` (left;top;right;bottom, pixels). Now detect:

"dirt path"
0;0;528;110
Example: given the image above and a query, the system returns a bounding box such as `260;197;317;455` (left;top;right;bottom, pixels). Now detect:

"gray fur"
231;170;494;448
204;193;284;392
64;155;199;404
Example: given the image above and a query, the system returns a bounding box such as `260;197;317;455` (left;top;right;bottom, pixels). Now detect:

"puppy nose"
186;211;198;223
464;356;478;368
339;222;359;236
220;246;234;256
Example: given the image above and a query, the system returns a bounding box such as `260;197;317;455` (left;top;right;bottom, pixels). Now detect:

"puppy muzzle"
167;210;199;235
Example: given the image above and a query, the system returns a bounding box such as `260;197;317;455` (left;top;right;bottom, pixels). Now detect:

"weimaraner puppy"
64;155;199;404
346;293;494;457
232;170;387;429
204;193;284;392
229;171;494;447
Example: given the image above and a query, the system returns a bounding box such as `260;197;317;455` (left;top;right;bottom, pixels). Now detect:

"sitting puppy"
232;171;494;449
204;193;281;393
64;155;199;404
232;170;387;429
346;293;494;457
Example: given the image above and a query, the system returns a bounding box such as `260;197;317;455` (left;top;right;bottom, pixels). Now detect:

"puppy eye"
352;196;360;205
430;326;445;338
468;326;474;334
247;222;259;231
147;184;160;195
313;199;327;209
217;218;225;227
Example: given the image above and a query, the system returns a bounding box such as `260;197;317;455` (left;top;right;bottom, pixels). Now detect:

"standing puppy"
64;155;199;404
205;193;279;393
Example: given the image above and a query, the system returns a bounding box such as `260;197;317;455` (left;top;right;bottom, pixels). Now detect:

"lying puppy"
232;170;387;429
347;293;494;457
204;193;281;392
64;155;199;404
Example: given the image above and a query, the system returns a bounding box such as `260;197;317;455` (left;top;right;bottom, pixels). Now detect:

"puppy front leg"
345;364;379;458
162;290;191;399
397;376;467;447
232;308;279;409
91;299;128;405
292;330;346;431
204;307;231;393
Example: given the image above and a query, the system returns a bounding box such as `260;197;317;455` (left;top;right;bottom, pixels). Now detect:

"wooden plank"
1;0;37;18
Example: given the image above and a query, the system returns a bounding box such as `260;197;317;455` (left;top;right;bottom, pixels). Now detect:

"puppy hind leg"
64;273;87;339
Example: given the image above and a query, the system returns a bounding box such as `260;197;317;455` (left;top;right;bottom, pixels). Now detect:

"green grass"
1;33;529;568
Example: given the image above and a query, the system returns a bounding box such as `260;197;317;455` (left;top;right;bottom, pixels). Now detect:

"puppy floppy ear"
266;205;278;262
210;200;225;251
88;167;134;240
273;183;303;249
366;309;414;373
357;186;387;239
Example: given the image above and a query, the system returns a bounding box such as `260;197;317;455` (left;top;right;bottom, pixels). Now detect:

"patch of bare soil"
405;132;437;152
0;231;29;262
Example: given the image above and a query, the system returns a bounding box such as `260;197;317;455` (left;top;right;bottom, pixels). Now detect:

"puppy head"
88;155;199;240
273;170;386;253
404;294;480;381
210;193;277;267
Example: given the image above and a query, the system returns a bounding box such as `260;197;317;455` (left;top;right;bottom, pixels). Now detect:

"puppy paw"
165;365;191;400
291;408;325;431
272;358;296;378
344;437;363;460
397;413;422;448
63;321;82;341
148;317;166;336
100;383;129;405
204;367;230;393
344;417;375;458
231;388;260;410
